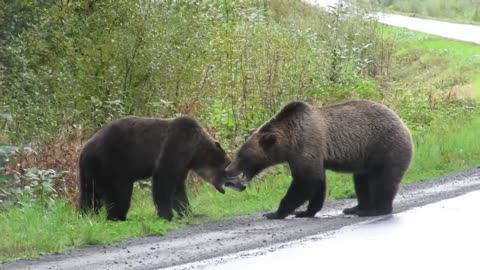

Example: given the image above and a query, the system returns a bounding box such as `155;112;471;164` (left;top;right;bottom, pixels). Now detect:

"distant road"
307;0;480;45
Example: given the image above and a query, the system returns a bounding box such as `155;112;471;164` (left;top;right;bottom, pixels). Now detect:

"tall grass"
406;114;480;183
381;26;480;102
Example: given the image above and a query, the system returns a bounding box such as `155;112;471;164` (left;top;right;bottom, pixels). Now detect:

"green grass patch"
0;192;181;262
404;113;480;183
474;77;480;100
382;26;480;101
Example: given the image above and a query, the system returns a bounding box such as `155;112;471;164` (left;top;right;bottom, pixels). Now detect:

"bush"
2;0;383;144
0;168;66;209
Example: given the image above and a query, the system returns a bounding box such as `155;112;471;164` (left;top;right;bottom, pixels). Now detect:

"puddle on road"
166;190;480;270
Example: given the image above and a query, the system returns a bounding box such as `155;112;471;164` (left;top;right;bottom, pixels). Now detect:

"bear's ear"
259;133;277;149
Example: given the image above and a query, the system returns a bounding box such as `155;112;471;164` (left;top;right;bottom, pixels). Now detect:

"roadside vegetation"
1;0;480;262
352;0;480;24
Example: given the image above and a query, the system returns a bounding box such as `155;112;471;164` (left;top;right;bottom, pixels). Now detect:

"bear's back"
315;100;412;170
81;116;172;178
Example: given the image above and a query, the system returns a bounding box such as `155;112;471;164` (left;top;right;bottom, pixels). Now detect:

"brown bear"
226;100;414;219
79;116;245;221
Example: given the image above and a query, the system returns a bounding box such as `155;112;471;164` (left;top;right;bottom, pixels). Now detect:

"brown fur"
226;100;414;219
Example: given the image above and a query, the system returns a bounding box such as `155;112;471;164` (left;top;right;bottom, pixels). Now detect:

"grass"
381;26;480;101
0;192;181;261
3;7;480;265
379;26;480;179
404;114;480;183
474;77;480;100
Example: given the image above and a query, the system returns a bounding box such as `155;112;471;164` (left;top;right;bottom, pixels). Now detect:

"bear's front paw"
294;211;315;218
263;211;285;220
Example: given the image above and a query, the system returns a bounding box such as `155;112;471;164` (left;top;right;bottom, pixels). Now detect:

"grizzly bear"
79;116;244;221
226;100;413;219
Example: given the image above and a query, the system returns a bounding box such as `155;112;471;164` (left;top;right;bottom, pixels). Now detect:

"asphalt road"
2;169;480;270
169;189;480;270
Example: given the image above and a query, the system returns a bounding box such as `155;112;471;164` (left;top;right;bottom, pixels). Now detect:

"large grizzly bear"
79;116;244;221
226;100;413;219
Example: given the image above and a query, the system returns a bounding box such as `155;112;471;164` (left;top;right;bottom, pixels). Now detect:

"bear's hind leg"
104;181;133;221
357;167;401;217
343;173;371;215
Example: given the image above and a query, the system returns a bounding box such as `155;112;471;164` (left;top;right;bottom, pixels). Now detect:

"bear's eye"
214;141;224;151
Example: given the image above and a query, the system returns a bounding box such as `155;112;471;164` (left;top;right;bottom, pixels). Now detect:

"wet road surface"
167;189;480;270
2;169;480;270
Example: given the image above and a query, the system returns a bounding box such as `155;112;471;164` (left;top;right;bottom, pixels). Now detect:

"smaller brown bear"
226;100;413;219
79;116;245;221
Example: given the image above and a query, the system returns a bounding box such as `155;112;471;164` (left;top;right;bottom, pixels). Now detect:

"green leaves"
2;0;389;144
0;167;67;209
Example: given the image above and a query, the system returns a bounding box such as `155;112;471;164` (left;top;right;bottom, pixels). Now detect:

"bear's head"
226;125;288;184
191;139;247;194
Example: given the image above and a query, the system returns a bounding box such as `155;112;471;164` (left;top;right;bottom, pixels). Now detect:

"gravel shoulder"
2;168;480;270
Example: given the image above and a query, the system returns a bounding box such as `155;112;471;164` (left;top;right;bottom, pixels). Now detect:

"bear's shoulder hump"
275;101;310;122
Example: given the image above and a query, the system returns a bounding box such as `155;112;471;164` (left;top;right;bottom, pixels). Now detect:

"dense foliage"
1;0;382;145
